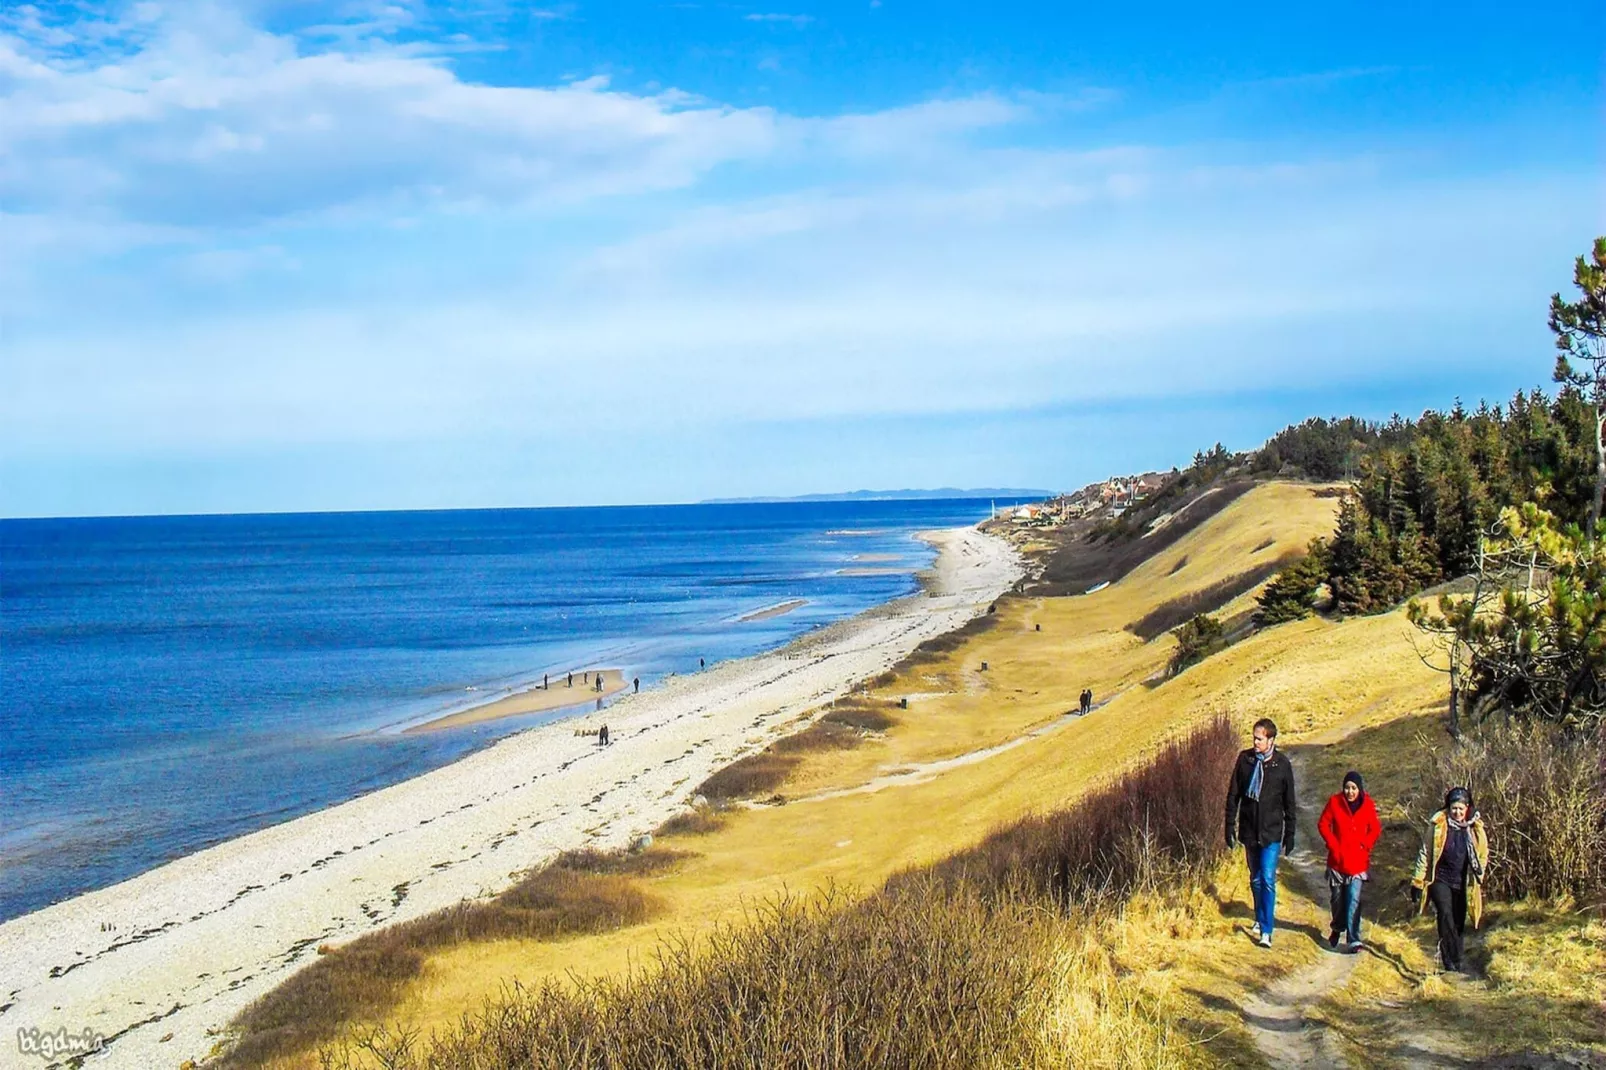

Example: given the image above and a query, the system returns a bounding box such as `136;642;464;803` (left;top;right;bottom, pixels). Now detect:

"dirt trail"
1238;751;1361;1069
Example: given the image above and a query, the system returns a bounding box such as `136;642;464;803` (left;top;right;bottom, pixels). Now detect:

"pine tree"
1550;236;1606;536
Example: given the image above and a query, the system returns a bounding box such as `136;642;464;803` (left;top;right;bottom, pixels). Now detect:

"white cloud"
0;5;782;227
744;13;814;27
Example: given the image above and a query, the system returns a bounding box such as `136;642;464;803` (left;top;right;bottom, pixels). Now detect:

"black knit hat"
1445;786;1473;811
1343;770;1364;793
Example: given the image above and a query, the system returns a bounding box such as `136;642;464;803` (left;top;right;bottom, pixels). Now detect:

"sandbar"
404;671;629;734
736;599;808;622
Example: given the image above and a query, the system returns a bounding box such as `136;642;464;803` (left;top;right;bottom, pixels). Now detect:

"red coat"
1318;792;1381;877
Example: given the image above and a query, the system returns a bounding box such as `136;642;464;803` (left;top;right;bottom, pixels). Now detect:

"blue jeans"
1245;842;1283;936
1329;876;1364;944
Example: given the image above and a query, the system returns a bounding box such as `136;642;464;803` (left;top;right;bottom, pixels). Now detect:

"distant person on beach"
1318;771;1381;952
598;724;609;746
567;671;573;688
1410;786;1489;973
1225;718;1296;948
633;677;639;693
700;657;705;670
544;673;549;690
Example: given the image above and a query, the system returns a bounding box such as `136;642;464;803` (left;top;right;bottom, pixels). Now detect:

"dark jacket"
1225;747;1297;849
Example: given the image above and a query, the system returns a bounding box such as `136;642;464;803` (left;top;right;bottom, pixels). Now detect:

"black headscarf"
1343;770;1366;813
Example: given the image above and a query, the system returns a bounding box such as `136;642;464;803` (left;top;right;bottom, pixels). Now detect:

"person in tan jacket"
1410;786;1490;973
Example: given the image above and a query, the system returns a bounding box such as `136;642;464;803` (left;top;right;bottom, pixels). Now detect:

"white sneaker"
1258;933;1272;949
1250;922;1262;938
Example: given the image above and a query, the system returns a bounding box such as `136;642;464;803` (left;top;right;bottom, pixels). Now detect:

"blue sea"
0;499;1007;922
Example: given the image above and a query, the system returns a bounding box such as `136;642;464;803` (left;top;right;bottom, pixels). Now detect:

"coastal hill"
214;463;1605;1068
699;487;1052;504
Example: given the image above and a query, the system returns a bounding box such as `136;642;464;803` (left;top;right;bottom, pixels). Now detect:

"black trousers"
1428;880;1467;970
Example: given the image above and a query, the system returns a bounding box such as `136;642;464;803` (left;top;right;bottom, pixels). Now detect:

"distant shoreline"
702;488;1052;505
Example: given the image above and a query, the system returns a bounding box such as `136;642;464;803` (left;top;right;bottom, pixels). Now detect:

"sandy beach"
0;526;1019;1070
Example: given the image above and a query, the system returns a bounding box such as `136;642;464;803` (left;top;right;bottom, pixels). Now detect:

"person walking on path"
1225;718;1297;947
1318;771;1381;952
1410;786;1490;973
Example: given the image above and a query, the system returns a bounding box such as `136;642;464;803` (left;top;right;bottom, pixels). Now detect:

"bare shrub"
655;806;728;838
770;720;862;755
1422;724;1606;905
822;704;899;732
695;753;799;801
897;715;1238;911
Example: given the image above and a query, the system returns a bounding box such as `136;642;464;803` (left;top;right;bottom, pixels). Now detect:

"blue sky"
1;1;1600;516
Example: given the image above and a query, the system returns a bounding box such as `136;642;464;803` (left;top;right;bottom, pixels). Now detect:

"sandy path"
0;526;1020;1070
1239;751;1360;1070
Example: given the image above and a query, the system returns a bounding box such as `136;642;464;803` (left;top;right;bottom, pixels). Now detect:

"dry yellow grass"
343;483;1382;1049
263;480;1558;1068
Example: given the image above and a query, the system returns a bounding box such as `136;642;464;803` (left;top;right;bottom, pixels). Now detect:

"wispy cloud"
744;12;814;27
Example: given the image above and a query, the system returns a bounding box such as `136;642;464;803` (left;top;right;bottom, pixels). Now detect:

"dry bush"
324;883;1058;1070
822;703;899;732
695;752;799;801
655;806;728;838
896;715;1238;911
891;611;999;670
1424;724;1606;905
770;719;863;755
222;852;670;1068
1125;561;1291;641
320;719;1235;1070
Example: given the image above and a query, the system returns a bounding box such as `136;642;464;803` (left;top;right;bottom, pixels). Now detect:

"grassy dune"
232;479;1602;1067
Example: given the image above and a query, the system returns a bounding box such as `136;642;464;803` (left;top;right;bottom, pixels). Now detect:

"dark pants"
1428;881;1467;970
1329;877;1363;945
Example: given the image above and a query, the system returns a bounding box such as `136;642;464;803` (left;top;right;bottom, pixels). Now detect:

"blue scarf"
1247;748;1272;801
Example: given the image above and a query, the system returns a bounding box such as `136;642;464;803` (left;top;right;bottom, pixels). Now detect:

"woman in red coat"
1318;770;1382;952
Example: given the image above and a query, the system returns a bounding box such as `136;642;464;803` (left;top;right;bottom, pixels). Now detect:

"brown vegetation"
1421;723;1606;904
654;806;729;838
1125;560;1292;641
317;719;1236;1070
895;715;1237;909
694;752;800;802
219;849;680;1068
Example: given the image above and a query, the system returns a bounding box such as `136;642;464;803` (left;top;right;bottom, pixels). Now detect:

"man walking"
1225;718;1297;947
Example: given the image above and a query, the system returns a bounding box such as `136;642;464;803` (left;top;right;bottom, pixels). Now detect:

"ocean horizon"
0;497;1024;922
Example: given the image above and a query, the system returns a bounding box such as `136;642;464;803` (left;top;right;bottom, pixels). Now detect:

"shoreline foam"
0;525;1020;1070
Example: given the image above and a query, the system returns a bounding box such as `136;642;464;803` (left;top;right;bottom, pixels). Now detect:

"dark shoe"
1328;928;1341;949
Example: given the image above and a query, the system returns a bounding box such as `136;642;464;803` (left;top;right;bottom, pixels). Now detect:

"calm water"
0;499;1005;921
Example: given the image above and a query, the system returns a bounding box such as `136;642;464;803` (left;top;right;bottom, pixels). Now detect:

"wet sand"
404;670;628;734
